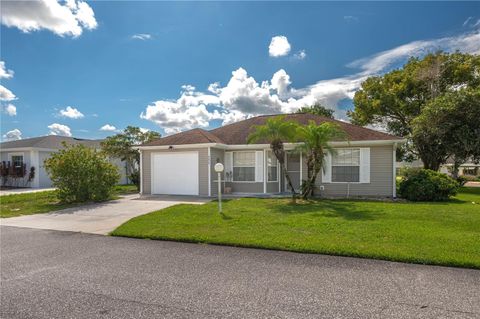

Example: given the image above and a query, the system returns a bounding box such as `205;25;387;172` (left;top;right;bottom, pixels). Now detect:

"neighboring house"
0;135;129;188
440;158;480;177
397;158;480;177
138;114;404;198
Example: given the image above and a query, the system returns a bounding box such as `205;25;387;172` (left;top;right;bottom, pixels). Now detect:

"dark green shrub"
456;176;468;186
399;168;459;201
45;144;120;203
129;169;140;190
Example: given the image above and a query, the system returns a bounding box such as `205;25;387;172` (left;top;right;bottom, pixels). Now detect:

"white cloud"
269;35;291;57
463;17;473;27
100;124;117;132
0;85;16;102
58;106;84;119
0;61;14;79
1;0;97;37
344;15;359;22
3;104;17;116
48;123;72;137
348;31;480;75
3;129;22;141
141;30;480;132
270;69;291;97
293;50;307;60
0;61;18;116
131;33;152;40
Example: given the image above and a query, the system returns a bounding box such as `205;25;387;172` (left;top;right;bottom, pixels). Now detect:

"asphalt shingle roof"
0;135;103;150
143;113;401;147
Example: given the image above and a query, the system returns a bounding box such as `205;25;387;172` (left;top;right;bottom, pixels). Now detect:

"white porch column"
208;147;211;197
263;149;267;193
300;151;303;188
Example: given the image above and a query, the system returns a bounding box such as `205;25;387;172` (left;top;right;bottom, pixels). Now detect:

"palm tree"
295;121;346;199
247;116;299;202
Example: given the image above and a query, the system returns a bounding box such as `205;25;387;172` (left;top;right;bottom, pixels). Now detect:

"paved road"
1;226;479;319
1;195;208;234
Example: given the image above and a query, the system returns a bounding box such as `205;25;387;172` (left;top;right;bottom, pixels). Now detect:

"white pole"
218;172;222;213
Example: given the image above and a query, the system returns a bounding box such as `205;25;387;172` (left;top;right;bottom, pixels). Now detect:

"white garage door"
152;152;199;195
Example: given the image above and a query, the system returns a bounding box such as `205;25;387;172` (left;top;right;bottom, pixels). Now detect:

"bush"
129;169;140;190
399;168;459;201
45;144;120;203
456;176;468;186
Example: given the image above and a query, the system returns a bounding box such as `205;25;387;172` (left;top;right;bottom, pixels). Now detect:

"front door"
285;152;301;192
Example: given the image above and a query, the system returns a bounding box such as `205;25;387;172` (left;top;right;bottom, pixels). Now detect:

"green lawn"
112;187;480;269
0;184;138;218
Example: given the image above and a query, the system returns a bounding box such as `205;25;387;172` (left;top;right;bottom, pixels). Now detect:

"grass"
112;187;480;269
0;184;138;218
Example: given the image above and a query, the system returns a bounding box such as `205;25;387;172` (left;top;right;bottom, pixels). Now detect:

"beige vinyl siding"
318;145;394;197
141;148;209;196
226;182;264;193
267;182;279;193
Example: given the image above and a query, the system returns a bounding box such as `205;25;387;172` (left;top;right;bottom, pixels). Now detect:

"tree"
247;116;299;203
295;121;346;199
412;88;480;173
296;103;335;119
349;52;480;169
101;126;160;189
45;144;119;203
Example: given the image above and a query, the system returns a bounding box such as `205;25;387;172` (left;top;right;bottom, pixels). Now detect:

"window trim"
266;151;278;182
8;152;25;167
331;148;361;184
232;151;256;183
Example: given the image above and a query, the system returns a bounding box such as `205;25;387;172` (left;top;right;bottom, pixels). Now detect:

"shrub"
129;169;140;190
45;144;120;203
399;168;459;201
456;176;468;186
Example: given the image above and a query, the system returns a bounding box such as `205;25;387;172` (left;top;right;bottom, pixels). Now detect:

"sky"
1;1;480;141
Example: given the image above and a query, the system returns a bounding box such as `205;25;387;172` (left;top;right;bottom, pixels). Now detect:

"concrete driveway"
0;195;208;235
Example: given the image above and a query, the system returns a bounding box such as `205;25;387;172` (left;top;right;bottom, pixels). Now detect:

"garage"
151;152;199;195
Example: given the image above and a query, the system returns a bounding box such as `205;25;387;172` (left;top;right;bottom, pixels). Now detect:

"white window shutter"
360;148;370;183
322;151;332;183
224;152;233;181
255;151;264;182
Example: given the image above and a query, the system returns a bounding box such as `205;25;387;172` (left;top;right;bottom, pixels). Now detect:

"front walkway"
0;194;209;234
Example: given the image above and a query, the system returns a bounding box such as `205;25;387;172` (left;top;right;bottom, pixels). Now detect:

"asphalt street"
1;226;479;318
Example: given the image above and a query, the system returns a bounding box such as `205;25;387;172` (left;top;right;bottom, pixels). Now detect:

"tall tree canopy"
296;103;335;119
412;88;480;172
101;126;160;187
349;52;480;169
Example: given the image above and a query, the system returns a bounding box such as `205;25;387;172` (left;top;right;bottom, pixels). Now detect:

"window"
267;151;278;182
332;149;360;182
11;155;24;168
233;152;255;181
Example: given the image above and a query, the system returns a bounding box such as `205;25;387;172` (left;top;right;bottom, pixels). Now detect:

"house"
0;135;128;188
397;158;480;177
138;114;404;198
